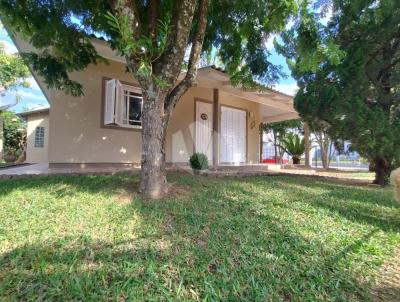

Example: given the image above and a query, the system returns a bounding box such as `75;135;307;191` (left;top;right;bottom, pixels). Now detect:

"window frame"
119;83;143;129
101;77;143;132
34;126;45;148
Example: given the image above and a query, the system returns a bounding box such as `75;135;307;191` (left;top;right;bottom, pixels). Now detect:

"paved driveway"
0;163;139;179
0;163;50;176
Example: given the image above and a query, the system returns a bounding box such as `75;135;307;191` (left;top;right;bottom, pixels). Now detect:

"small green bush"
189;152;209;170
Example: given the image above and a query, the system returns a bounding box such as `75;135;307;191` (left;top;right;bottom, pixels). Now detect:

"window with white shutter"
104;79;143;129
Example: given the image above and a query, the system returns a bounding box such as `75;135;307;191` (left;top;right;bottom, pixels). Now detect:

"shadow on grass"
0;174;140;199
263;177;400;233
1;174;398;300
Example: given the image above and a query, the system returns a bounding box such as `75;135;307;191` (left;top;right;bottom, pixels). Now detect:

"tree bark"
321;147;329;169
373;157;391;186
273;131;278;163
313;130;332;170
139;89;169;199
304;123;311;167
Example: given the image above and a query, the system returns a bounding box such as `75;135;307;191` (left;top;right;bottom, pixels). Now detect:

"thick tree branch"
111;0;146;84
148;0;159;40
112;0;142;38
165;0;210;113
153;0;197;85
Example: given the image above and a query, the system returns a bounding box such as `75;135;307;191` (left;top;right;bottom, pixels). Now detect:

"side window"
34;126;45;148
104;79;143;129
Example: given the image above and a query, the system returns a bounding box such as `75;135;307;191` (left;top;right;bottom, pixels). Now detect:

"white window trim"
104;79;143;130
120;84;143;129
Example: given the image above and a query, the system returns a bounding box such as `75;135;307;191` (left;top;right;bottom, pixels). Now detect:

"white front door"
220;106;246;163
195;101;213;162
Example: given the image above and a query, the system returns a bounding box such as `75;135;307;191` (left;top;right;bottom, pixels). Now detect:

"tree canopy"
276;0;400;185
0;0;297;95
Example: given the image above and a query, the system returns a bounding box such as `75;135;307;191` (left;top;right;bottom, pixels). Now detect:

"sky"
0;25;49;113
0;23;298;114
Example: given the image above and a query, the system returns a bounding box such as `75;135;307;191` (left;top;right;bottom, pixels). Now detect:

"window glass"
104;79;143;129
122;88;143;127
34;126;45;148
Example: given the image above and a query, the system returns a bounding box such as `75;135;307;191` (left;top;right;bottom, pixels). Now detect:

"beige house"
15;37;298;167
18;107;49;164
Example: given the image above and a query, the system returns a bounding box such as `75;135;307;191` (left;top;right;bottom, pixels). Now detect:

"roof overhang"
11;35;298;124
18;107;49;117
196;67;299;123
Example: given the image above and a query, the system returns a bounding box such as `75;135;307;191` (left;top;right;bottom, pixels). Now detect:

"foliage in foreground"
0;174;399;301
0;110;26;154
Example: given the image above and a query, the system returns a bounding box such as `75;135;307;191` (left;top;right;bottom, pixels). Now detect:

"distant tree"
0;0;297;198
0;40;30;158
0;41;30;108
0;111;26;153
308;121;335;169
276;0;400;185
262;119;302;163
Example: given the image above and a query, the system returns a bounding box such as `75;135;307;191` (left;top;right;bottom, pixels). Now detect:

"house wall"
26;113;49;163
48;61;142;164
46;61;262;165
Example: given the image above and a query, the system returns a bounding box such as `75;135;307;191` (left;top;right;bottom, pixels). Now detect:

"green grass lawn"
0;174;399;301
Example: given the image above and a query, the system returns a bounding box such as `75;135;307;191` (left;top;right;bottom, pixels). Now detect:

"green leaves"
22;52;83;97
0;110;25;152
0;42;30;93
279;0;400;178
203;0;297;86
278;132;305;157
104;11;170;87
104;11;171;61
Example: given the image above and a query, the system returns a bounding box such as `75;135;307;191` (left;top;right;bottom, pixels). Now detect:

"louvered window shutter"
114;80;124;125
104;79;117;124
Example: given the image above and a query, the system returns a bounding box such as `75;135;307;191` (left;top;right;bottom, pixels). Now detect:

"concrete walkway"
0;164;50;176
0;163;140;179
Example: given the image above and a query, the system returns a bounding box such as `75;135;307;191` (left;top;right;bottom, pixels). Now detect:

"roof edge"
18;107;49;117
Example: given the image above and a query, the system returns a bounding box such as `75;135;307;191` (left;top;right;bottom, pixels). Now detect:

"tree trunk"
139;91;169;199
372;157;391;186
279;147;285;164
273;131;278;163
321;148;329;169
112;0;209;199
304;123;310;167
293;156;300;165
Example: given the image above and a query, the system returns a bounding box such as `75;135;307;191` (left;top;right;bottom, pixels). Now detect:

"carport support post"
304;122;311;167
213;88;219;166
